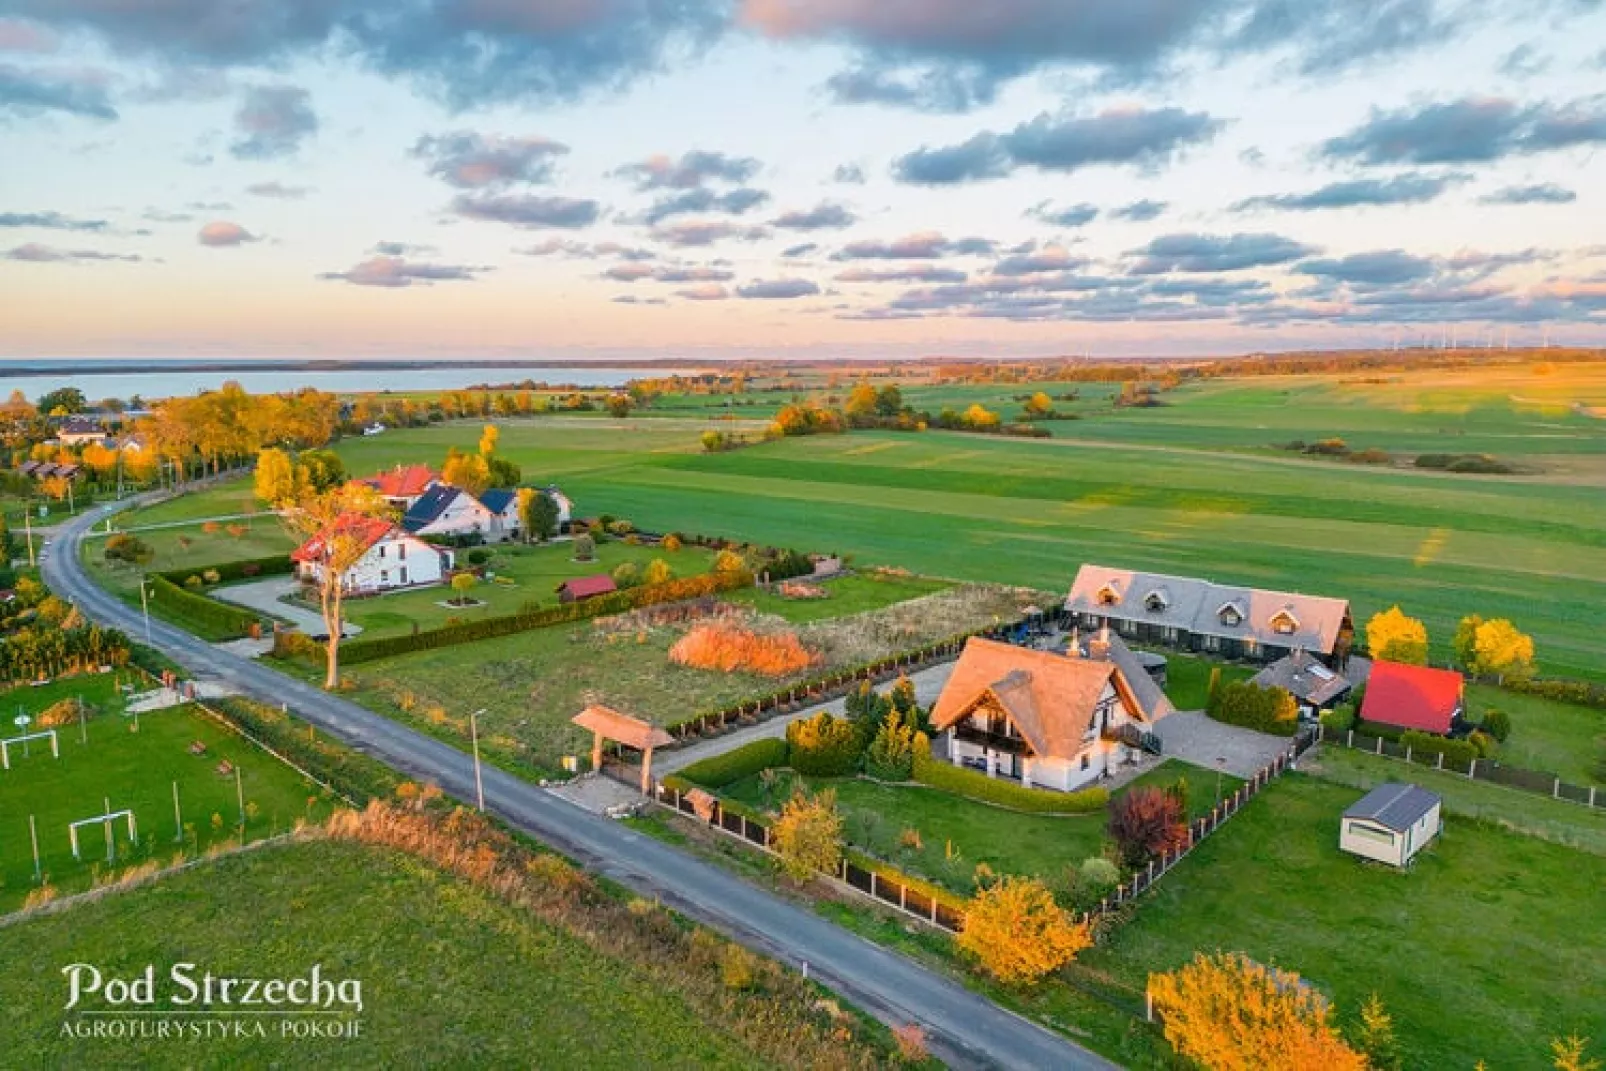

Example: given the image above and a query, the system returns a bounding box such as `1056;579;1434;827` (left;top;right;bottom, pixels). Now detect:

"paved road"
45;495;1116;1071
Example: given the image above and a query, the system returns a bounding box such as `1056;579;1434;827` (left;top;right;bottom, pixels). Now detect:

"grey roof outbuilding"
1343;783;1440;833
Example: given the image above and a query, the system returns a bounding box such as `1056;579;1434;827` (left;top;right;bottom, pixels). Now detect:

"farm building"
402;485;496;540
556;575;617;603
1252;650;1353;718
929;636;1168;793
362;463;439;508
1361;661;1464;735
1063;564;1354;665
1341;782;1442;867
291;513;453;594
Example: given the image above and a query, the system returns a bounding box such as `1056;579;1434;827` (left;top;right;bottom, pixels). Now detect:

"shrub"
148;575;260;640
1208;680;1299;735
662;533;683;552
184;575;204;590
669;623;816;677
154;554;293;586
1107;786;1188;868
1482;708;1512;742
719;944;758;991
202;568;221;585
467;548;491;565
910;733;1108;813
1320;703;1356;734
1399;729;1479;765
771;787;843;881
675;737;788;790
864;710;916;781
1080;856;1120;892
1468;728;1497;758
608;519;635;536
957;874;1090;985
713;549;746;573
611;562;640;590
572;532;596;561
786;712;862;776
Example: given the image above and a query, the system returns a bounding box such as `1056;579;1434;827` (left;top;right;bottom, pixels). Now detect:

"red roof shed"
556;575;617;603
1360;660;1464;734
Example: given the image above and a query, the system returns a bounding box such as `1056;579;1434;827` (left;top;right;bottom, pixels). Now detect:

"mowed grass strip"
722;572;950;624
1083;773;1606;1071
0;839;794;1069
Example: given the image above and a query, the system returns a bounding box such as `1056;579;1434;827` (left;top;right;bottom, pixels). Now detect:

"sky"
1;0;1605;361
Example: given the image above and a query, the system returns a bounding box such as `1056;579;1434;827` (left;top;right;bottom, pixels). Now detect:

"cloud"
737;278;820;299
833;163;866;184
371;240;436;256
1322;96;1606;164
516;239;654;260
894;106;1223;185
0;18;57;52
1110;199;1167;221
412;131;569;188
0;63;116;119
196;220;258;246
1479;183;1576;205
992;246;1085;275
319;255;486;288
833;231;996;260
823;64;1004;113
0;211;107;231
5;242;140;262
229;85;316;160
1232;172;1463;212
616;150;761;190
1499;44;1550;79
1228;0;1462;77
245;181;310;199
1127;232;1318;273
650;219;767;247
450;193;600;230
835;265;969;284
1028;202;1098;227
771;202;857;231
642;186;769;225
782;242;819;258
1294;250;1437;285
605;263;734;283
676;283;729;300
611;295;665;305
142;208;194;224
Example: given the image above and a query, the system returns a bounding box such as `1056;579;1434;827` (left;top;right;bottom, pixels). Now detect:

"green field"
0;675;332;912
0;838;872;1068
723;571;950;624
1083;772;1606;1070
721;761;1238;895
1464;683;1606;785
79;518;293;598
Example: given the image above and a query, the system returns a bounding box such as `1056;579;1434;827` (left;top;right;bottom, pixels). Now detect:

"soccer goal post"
68;807;137;862
0;729;59;770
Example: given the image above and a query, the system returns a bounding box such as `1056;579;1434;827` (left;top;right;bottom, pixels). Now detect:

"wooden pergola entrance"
571;704;673;795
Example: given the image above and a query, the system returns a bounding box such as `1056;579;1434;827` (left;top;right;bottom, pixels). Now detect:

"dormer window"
1271;610;1298;635
1218;604;1243;628
1096;583;1121;606
1144;589;1169;613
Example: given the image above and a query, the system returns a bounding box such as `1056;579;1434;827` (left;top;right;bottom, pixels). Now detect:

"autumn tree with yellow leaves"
956;874;1091;986
1366;605;1429;665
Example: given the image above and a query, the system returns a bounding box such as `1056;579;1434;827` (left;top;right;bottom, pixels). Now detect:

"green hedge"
208;696;403;804
1356;719;1405;742
339;569;753;665
1503;676;1606;711
147;574;261;641
156;553;294;587
1207;680;1299;736
675;738;789;790
1400;729;1480;765
910;733;1109;814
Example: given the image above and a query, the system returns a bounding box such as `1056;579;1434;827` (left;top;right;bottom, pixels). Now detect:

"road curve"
46;495;1118;1071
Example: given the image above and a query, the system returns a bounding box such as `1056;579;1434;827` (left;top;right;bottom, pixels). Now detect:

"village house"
1252;649;1353;719
57;417;110;447
928;635;1170;793
291;514;453;594
1360;661;1465;735
478;489;522;542
1340;782;1442;868
361;463;439;509
1063;564;1354;665
401;485;496;541
543;485;574;529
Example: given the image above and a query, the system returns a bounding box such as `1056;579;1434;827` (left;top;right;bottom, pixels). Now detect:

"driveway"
211;577;361;638
1153;710;1294;778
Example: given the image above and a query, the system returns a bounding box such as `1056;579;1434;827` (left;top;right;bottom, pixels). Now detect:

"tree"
606;394;632;418
771;787;843;881
865;709;916;781
1024;391;1053;417
253;447;297;506
487;456;521;488
662;533;682;552
518;488;559;542
956;875;1090;985
874;384;903;417
478;423;499;458
1107;786;1188;868
441;447;490;496
572;532;595;562
714;549;746;573
38;387;86;415
1553;1035;1602;1071
845;381;879;418
1452;613;1484;670
610;561;640;589
1469;618;1536;680
1147;952;1367;1071
642;558;673;586
275;482;394;689
1353;992;1401;1071
297;448;347;493
1366;605;1428;665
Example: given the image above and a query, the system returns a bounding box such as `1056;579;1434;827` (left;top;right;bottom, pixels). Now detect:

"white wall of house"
488;501;521;542
415;495;495;538
941;681;1139;794
1340;804;1440;867
300;532;451;593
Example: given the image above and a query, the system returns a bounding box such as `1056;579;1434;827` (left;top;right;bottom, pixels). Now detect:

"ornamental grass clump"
669;623;816;677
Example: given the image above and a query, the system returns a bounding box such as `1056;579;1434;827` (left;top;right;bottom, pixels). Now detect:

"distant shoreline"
0;358;718;378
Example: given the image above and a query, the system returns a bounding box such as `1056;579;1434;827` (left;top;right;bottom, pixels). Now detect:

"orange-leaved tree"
1147;952;1367;1071
771;787;843;881
276;480;395;688
956;874;1090;985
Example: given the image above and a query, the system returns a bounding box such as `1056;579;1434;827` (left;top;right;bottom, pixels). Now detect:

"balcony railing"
953;724;1028;755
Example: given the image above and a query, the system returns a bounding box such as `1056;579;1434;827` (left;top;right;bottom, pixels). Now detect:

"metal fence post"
1554;778;1561;799
1469;758;1477;780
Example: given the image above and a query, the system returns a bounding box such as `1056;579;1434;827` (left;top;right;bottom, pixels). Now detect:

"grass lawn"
0;675;333;912
1466;682;1606;785
722;571;950;624
0;838;824;1068
720;761;1241;895
115;483;267;526
1306;744;1606;856
80;519;295;602
1083;773;1606;1070
330;539;717;639
1154;651;1256;710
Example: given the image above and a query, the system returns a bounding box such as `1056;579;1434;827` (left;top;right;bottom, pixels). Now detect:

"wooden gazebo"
571;704;673;795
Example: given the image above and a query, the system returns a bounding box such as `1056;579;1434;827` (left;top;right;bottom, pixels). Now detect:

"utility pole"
23;508;33;567
139;580;152;643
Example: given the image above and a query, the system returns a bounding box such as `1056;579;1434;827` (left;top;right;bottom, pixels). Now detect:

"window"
1271;612;1297;635
1347;821;1395;846
377;545;385;559
1096;585;1120;606
398;543;407;561
1144;591;1168;613
400;567;409;585
380;570;389;584
1080;753;1090;770
1219;606;1242;628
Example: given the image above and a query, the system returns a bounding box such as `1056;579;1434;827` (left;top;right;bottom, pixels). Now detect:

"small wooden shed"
571;704;673;795
1340;782;1441;868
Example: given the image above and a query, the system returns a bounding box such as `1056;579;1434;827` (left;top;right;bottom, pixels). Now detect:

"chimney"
1065;626;1081;658
1089;624;1111;662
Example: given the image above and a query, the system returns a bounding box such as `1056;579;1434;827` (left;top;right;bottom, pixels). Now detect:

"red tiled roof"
557;574;617;599
291;513;396;563
1360;660;1463;734
364;463;437;498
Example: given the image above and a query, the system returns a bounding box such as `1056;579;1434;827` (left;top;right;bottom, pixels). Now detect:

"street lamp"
139;579;152;643
469;708;487;812
1214;756;1227;805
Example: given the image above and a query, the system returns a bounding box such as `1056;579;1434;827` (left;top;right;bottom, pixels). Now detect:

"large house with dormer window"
1063;564;1353;665
929;636;1170;793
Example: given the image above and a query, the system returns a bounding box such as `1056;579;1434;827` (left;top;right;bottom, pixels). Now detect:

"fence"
650;779;966;933
1322;726;1602;810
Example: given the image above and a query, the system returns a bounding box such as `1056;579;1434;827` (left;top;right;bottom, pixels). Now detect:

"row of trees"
1365;605;1536;679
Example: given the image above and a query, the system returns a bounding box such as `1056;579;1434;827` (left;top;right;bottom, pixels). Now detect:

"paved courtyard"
210;578;362;638
1151;710;1296;778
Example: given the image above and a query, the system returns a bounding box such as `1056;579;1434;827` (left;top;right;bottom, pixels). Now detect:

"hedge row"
156;553;294;587
844;846;969;913
910;733;1109;814
340;569;754;665
674;737;788;790
1207;680;1299;736
148;574;261;640
208;696;404;804
1502;676;1606;711
1400;729;1480;765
